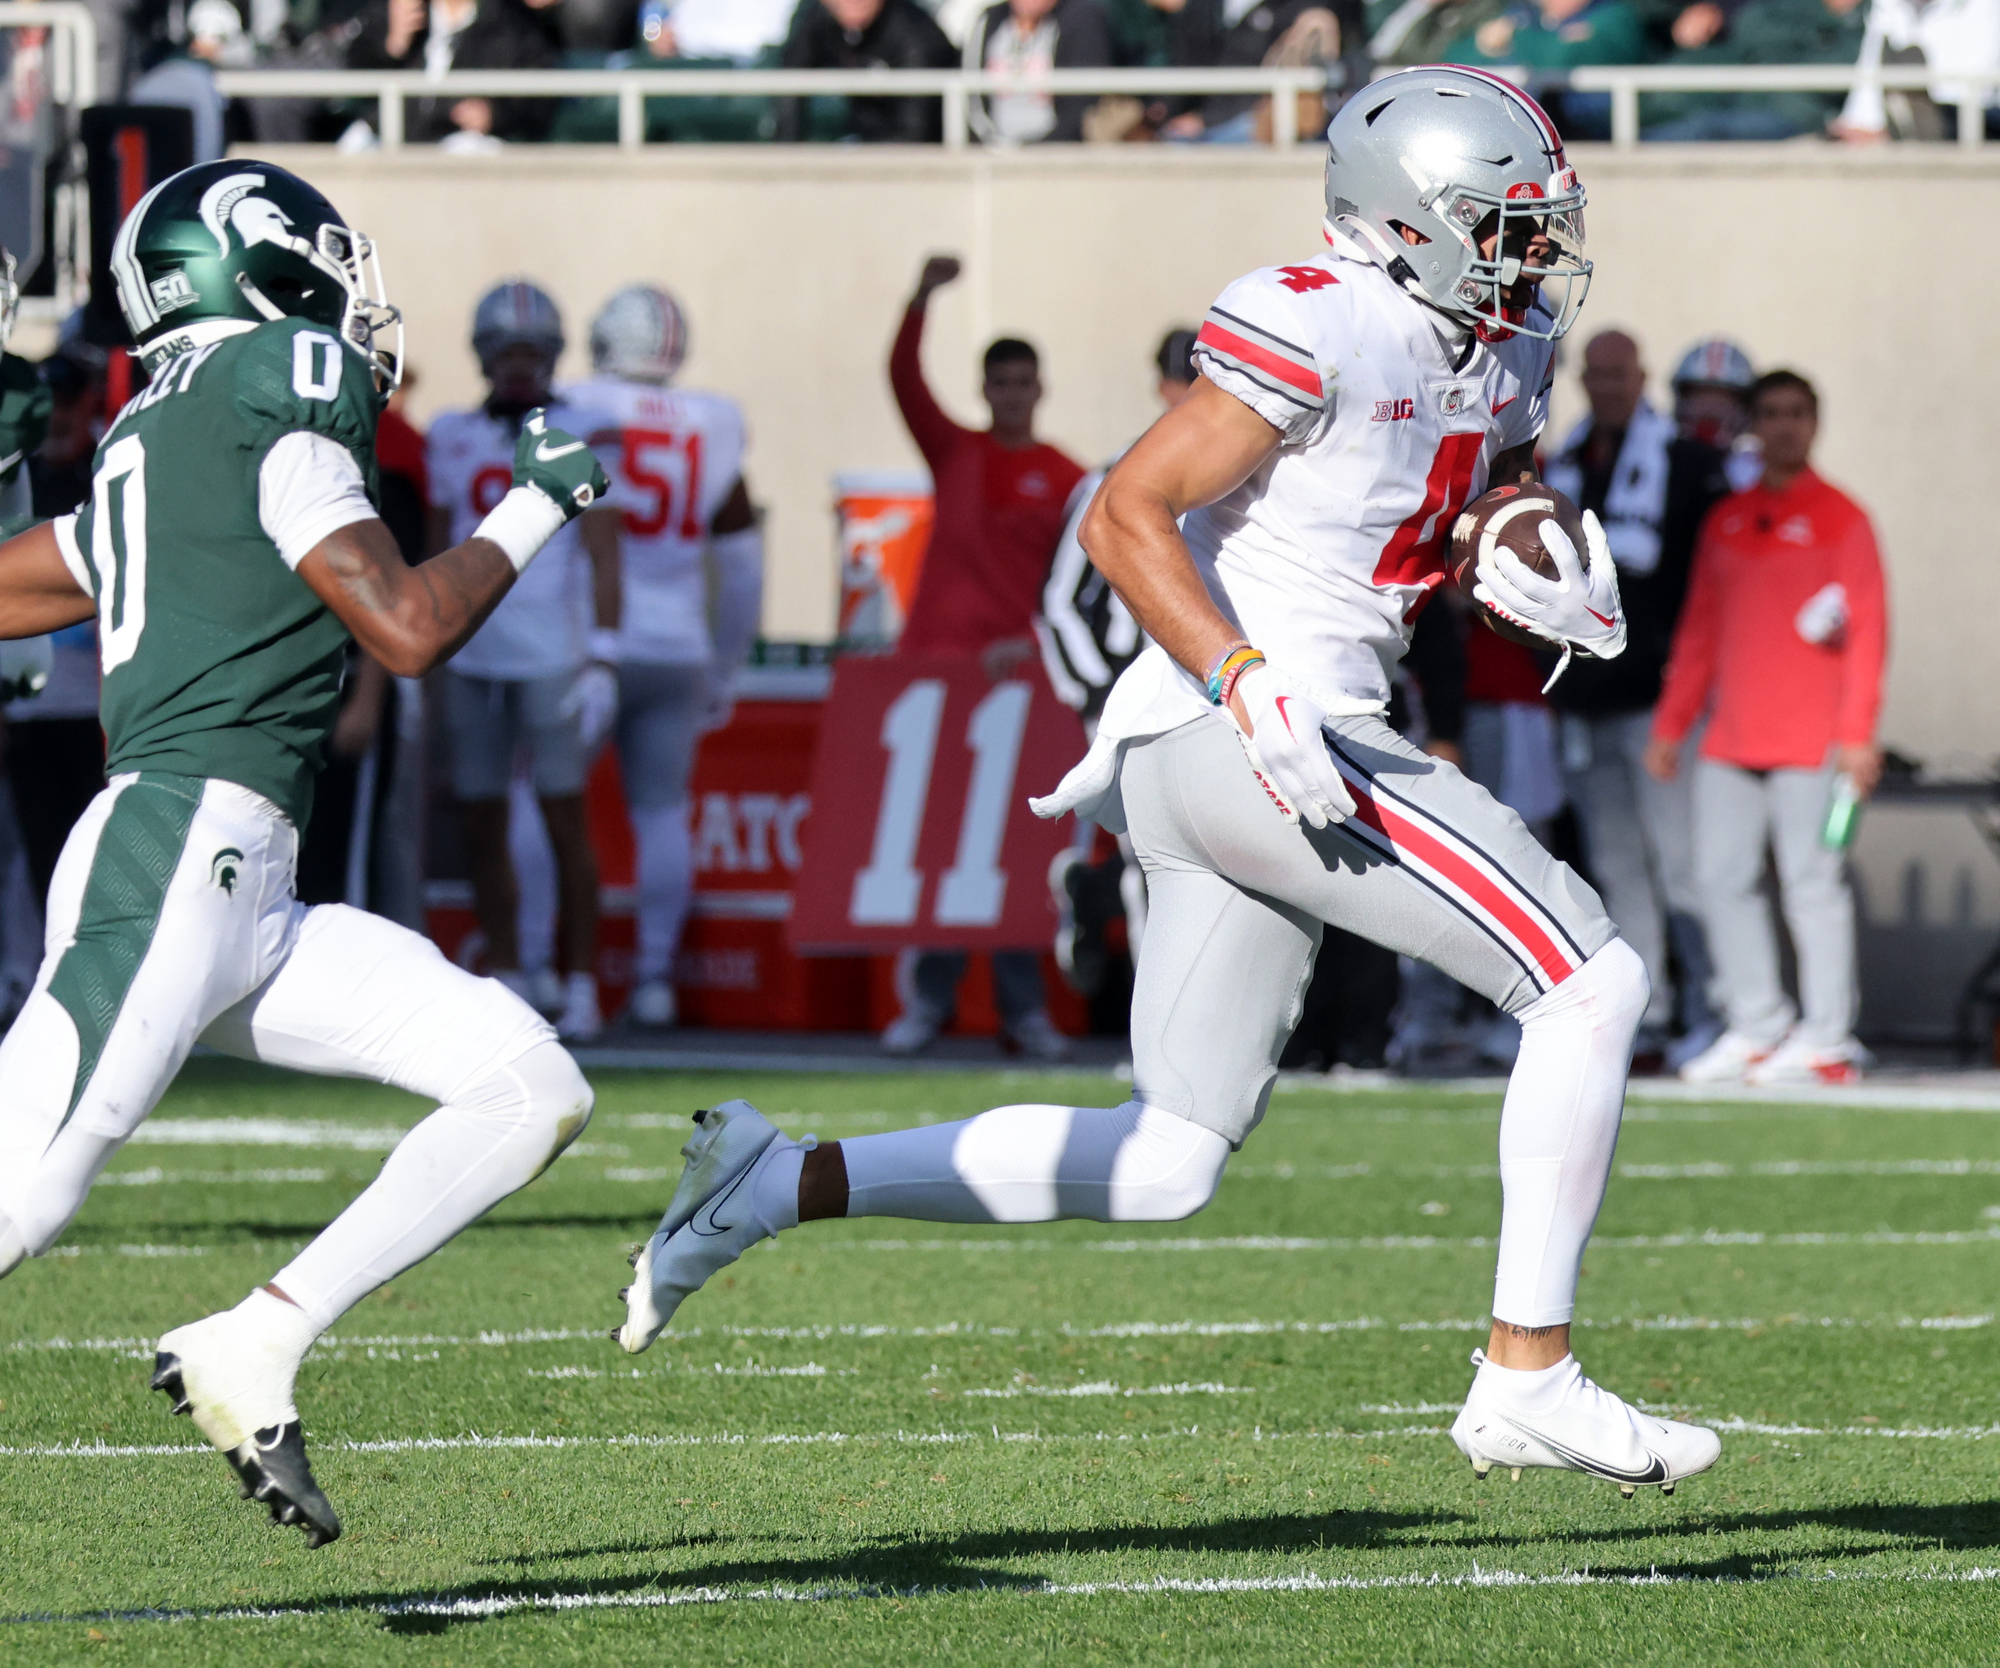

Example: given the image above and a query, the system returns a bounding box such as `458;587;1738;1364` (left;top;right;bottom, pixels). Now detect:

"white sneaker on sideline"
1744;1032;1870;1087
1450;1349;1720;1496
1676;1028;1777;1085
629;979;677;1029
615;1100;789;1354
529;967;565;1016
1664;1017;1725;1074
882;1006;944;1057
556;972;602;1042
1006;1008;1071;1063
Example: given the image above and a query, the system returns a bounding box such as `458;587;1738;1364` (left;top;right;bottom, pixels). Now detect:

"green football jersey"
0;352;51;486
66;318;383;828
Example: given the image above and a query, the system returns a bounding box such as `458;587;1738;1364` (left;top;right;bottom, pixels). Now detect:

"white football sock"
1491;939;1649;1328
630;804;694;985
270;1040;593;1330
840;1099;1228;1224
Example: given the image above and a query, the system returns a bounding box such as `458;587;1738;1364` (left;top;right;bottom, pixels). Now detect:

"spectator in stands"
129;0;251;162
1542;329;1730;1069
965;0;1115;144
1647;370;1888;1087
1836;0;2000;140
349;0;560;147
1442;0;1645;138
1158;0;1358;142
882;253;1084;1060
1643;0;1865;140
1369;0;1511;65
774;0;958;142
645;0;795;58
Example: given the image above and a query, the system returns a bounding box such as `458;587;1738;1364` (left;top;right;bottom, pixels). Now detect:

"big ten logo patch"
1372;398;1416;423
693;792;812;874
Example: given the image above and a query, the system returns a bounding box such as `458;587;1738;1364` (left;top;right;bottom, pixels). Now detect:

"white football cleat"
1675;1028;1776;1085
152;1305;341;1547
1744;1032;1869;1087
615;1100;788;1354
1450;1349;1720;1497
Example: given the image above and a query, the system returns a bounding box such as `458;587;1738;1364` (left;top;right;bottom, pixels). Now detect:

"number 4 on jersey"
1276;265;1340;294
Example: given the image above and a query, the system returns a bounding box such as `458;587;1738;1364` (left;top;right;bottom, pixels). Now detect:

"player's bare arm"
0;520;98;639
1079;376;1282;730
296;516;522;678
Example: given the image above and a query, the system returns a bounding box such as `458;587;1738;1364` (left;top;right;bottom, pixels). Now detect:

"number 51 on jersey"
788;658;1087;951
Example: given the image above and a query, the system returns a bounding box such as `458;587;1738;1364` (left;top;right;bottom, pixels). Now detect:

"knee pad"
1105;1102;1229;1222
456;1040;594;1172
1522;937;1650;1039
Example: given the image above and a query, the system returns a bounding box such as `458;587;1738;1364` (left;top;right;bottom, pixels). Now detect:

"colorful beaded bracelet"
1205;643;1264;706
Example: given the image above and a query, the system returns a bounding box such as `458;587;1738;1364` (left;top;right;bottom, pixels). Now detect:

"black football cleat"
151;1350;342;1548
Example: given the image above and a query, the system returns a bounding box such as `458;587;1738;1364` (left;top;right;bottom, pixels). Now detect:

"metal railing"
0;0;97;106
1568;62;1992;149
0;3;99;315
210;64;1338;151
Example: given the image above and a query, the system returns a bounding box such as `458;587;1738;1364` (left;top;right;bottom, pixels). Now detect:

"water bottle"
1821;772;1862;850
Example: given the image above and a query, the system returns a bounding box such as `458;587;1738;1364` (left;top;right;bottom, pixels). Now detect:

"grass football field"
4;1058;2000;1665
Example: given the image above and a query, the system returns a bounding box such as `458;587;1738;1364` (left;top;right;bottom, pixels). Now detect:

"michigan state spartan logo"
211;847;245;896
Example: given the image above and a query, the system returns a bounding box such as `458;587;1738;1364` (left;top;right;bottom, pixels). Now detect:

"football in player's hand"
1449;482;1586;647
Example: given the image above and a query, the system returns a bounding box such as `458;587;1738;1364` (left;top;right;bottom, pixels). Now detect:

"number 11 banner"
788;657;1089;952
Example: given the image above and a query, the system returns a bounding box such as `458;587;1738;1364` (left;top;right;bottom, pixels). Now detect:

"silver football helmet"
1323;66;1590;341
471;279;564;370
1671;337;1754;392
590;284;688;384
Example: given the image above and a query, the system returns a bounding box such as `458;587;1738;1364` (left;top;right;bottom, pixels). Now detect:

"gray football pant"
1121;712;1617;1146
1560;710;1716;1034
1691;757;1855;1048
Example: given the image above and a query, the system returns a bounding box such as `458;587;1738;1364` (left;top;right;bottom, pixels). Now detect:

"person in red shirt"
882;254;1085;1061
1645;370;1887;1087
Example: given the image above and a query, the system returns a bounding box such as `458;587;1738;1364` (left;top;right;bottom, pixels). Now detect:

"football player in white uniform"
613;69;1721;1498
429;282;620;1040
563;285;762;1029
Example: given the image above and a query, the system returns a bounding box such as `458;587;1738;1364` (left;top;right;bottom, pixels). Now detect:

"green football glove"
514;408;610;520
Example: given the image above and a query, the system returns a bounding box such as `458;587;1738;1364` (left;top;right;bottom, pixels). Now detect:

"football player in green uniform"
0;162;611;1549
0;245;56;700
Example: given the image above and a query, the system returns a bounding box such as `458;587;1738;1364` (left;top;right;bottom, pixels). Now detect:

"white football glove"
561;662;619;755
699;668;738;735
1473;508;1627;690
0;635;52;703
1231;664;1357;830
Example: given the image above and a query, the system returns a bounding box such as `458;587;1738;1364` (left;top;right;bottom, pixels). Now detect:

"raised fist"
513;410;611;521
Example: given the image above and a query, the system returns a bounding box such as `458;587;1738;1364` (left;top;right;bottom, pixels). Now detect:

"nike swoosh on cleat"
535;438;586;461
689;1163;758;1238
1500;1415;1669;1485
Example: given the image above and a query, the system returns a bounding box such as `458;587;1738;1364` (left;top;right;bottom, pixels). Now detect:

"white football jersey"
428;405;592;681
562;375;748;666
1116;249;1555;732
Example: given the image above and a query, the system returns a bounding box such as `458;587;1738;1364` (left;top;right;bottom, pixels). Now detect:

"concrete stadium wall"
256;141;1994;765
242;141;1998;1039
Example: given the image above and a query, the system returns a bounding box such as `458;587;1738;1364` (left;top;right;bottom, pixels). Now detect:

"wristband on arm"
1205;641;1265;707
473;486;569;575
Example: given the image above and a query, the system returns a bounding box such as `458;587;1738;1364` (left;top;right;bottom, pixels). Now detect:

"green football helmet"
110;160;402;387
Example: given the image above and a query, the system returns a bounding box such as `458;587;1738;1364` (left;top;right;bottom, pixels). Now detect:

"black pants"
4;718;105;907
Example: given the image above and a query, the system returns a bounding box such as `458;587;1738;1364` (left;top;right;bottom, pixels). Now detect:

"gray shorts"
1121;711;1616;1146
442;669;587;802
614;662;708;813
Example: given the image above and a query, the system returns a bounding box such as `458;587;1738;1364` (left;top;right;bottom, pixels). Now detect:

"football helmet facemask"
1323;66;1590;342
110;160;402;387
0;247;18;352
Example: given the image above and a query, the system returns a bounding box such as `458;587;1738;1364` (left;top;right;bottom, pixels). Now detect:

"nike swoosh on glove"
514;410;611;518
1232;664;1357;830
1472;508;1626;691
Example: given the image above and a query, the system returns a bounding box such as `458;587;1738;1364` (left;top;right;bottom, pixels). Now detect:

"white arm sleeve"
51;513;90;593
706;524;764;669
258;430;379;570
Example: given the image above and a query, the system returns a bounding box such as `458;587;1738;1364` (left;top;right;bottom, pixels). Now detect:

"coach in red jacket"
1645;370;1887;1088
880;255;1085;1062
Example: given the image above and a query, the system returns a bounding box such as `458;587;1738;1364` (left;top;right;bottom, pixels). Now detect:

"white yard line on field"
11;1412;2000;1463
1228;1159;2000;1182
13;1562;2000;1628
94;1168;335;1187
821;1226;2000;1253
11;1312;1992;1358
